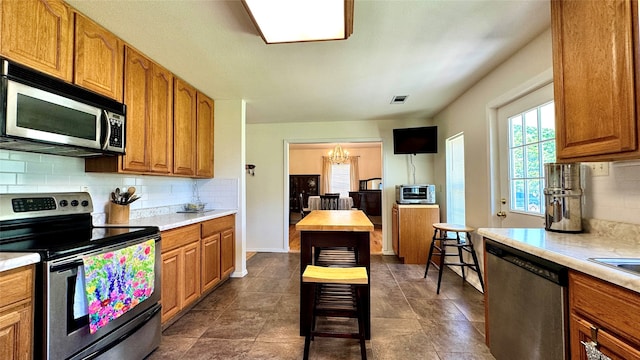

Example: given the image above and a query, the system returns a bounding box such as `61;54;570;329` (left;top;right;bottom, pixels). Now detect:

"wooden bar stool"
302;265;368;360
423;223;484;294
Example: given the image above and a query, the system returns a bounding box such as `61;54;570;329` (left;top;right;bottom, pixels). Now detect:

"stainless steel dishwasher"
485;240;569;360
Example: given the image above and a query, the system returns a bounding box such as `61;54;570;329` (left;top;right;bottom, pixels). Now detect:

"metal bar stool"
302;265;368;360
423;223;484;294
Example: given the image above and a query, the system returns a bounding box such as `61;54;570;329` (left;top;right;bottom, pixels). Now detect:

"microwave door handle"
101;110;110;150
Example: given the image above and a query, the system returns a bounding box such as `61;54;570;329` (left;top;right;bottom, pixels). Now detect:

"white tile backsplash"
0;150;239;224
0;159;25;173
582;161;640;225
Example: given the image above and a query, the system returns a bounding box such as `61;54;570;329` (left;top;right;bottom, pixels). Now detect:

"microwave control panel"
107;112;125;151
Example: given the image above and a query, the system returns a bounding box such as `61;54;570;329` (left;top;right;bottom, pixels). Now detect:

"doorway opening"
287;141;383;254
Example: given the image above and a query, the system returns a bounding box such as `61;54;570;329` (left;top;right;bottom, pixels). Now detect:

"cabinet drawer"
0;266;33;309
569;270;640;346
162;224;200;251
201;215;234;238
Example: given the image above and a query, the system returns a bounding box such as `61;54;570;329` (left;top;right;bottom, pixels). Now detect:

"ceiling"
67;0;551;125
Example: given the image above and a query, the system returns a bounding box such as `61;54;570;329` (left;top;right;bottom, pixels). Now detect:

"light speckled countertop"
120;209;237;231
0;253;40;272
478;228;640;294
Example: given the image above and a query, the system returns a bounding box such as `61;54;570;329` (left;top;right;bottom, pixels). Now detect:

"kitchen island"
296;210;373;338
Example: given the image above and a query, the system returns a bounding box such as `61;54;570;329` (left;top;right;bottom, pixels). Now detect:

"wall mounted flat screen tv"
393;126;438;154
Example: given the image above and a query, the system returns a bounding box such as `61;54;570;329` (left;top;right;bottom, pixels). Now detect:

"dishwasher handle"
486;241;567;286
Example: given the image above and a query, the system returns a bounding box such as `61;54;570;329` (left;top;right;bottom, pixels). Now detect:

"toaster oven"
396;184;436;204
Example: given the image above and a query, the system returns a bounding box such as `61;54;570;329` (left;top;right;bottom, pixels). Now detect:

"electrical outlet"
81;186;89;192
588;162;609;176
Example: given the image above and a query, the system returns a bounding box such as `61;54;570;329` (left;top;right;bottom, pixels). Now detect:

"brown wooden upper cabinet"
73;13;124;101
0;0;74;81
173;79;214;178
173;79;198;177
85;46;174;175
196;93;214;178
121;46;173;174
551;0;640;162
4;0;215;178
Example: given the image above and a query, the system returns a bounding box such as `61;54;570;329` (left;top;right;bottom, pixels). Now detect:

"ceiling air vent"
390;95;408;104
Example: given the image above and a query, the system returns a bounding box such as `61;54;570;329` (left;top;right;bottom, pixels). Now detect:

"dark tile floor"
148;253;495;360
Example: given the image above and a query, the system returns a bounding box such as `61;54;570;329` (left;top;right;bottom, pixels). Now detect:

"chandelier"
328;144;349;164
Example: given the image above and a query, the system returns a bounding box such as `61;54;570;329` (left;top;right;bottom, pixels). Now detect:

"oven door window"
67;265;89;333
5;80;102;149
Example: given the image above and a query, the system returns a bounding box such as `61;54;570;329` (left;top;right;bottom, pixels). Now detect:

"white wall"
433;27;640;229
246;119;436;253
431;28;640;291
289;145;382;180
433;28;554;228
214;99;248;277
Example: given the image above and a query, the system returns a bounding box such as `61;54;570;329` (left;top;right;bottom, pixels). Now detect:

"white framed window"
330;163;350;197
507;101;556;215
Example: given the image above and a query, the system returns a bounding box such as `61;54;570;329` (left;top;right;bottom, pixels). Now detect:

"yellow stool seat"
303;265;368;284
302;265;369;360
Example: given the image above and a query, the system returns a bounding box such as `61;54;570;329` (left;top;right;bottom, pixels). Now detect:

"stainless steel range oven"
0;192;161;360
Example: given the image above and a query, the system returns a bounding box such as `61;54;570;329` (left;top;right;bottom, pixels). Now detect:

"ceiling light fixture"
328;144;349;164
241;0;354;44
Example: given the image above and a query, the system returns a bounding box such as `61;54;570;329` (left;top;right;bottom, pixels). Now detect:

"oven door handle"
51;259;84;272
80;304;161;360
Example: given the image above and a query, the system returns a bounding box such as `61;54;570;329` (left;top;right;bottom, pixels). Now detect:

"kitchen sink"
590;258;640;276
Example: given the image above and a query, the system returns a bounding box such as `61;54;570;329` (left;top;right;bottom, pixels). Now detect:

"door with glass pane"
446;133;465;226
497;83;555;227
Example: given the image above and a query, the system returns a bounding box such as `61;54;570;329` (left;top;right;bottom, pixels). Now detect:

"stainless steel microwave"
0;58;126;157
396;184;436;204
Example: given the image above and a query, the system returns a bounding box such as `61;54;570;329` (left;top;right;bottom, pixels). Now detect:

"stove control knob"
59;200;68;207
81;200;89;207
70;200;79;207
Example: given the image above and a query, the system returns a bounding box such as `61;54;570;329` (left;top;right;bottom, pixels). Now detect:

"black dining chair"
316;194;357;265
320;194;339;210
299;193;311;218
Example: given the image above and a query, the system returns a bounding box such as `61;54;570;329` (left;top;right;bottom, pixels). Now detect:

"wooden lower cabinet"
182;241;201;307
568;270;640;360
160;247;181;322
221;227;235;278
201;232;221;293
391;203;440;264
0;265;34;360
160;224;200;324
571;315;640;360
161;214;236;325
202;215;236;282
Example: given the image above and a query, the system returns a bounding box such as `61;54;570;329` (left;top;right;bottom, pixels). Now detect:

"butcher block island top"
296;210;374;232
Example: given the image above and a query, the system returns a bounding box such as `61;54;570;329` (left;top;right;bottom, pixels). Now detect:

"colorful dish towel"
82;239;155;334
